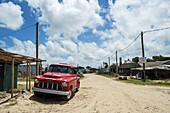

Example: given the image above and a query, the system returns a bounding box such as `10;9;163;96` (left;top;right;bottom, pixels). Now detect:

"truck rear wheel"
76;82;80;92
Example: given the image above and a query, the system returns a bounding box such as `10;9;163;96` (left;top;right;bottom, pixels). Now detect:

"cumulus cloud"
26;0;104;40
0;40;6;48
6;37;110;67
98;0;170;62
4;0;170;68
0;1;24;30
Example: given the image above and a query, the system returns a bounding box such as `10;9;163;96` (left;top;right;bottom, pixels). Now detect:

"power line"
144;26;170;33
0;24;36;38
99;26;170;67
117;33;141;53
110;52;116;57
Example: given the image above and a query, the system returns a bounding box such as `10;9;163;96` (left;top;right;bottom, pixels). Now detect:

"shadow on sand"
29;94;69;105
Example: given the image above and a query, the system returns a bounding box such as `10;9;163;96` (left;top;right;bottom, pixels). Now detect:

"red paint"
33;64;80;91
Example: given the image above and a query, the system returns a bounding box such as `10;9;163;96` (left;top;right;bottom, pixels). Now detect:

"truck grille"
38;82;63;90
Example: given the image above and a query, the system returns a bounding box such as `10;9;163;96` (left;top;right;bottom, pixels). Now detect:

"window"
49;65;72;74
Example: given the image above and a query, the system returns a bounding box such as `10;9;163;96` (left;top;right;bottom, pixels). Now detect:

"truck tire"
76;82;80;92
63;88;73;101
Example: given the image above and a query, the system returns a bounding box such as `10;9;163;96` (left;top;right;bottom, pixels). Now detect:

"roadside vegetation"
96;73;170;87
17;75;36;82
117;79;170;87
79;74;85;79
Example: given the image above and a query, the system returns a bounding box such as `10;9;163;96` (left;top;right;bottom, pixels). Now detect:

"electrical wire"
98;26;170;67
0;24;36;38
117;33;141;53
144;26;170;33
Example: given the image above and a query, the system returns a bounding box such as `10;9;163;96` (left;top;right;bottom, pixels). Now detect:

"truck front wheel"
63;88;73;101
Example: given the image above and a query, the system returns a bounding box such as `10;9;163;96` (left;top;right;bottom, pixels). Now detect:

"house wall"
131;69;170;79
18;65;37;75
4;64;18;90
0;63;5;91
119;68;131;76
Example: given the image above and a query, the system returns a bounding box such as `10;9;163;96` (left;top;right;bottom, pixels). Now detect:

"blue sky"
0;0;170;67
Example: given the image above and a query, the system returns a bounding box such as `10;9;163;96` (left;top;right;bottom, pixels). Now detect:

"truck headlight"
34;79;39;83
62;82;68;87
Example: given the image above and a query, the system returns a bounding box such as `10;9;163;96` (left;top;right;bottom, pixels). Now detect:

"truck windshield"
49;65;72;74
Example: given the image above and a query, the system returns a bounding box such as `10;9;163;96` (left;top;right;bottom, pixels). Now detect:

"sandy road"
0;73;170;113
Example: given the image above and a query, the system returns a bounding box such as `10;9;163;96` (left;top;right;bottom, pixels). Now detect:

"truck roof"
50;64;75;68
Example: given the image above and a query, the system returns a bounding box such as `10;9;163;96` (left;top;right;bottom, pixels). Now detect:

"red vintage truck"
32;63;80;100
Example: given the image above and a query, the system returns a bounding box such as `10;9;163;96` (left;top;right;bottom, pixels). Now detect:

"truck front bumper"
32;87;69;96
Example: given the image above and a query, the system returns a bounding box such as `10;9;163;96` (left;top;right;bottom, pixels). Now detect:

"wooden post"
108;57;110;75
26;61;28;90
141;31;146;82
36;22;39;76
11;57;15;98
116;51;118;76
39;62;42;75
29;62;31;91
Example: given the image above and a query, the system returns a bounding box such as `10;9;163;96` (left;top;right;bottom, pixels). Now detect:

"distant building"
131;60;170;79
19;64;37;75
119;60;141;76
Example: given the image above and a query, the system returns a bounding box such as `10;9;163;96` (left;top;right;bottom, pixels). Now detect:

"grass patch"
79;75;85;79
17;75;36;82
116;79;170;87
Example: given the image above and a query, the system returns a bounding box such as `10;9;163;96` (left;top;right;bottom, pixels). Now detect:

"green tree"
103;62;108;69
110;63;116;73
152;56;160;61
147;58;154;62
132;57;139;63
86;66;91;69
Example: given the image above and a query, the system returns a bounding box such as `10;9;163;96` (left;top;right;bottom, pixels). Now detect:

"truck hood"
43;72;74;78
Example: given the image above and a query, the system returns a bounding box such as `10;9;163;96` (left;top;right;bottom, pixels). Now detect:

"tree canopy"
132;55;170;63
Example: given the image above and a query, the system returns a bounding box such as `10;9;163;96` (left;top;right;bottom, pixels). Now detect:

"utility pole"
108;57;110;75
141;31;146;82
36;22;39;76
77;64;79;74
116;51;118;76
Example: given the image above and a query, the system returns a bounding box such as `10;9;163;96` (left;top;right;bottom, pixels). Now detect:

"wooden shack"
119;60;141;76
0;49;45;97
0;62;18;91
131;61;170;79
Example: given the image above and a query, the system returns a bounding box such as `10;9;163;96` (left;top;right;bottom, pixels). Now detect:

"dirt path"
0;74;170;113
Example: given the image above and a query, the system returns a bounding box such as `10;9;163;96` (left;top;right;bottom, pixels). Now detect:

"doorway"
0;63;5;91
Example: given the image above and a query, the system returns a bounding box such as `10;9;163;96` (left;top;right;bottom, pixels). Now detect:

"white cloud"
98;0;170;62
0;1;24;30
5;0;170;68
6;37;111;67
0;40;6;48
77;41;110;67
26;0;104;40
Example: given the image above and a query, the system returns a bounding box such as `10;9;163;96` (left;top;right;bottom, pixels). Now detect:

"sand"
0;74;170;113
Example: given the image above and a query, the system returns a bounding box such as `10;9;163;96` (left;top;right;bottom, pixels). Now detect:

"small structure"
19;64;37;75
131;60;170;79
0;49;45;98
119;60;141;76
